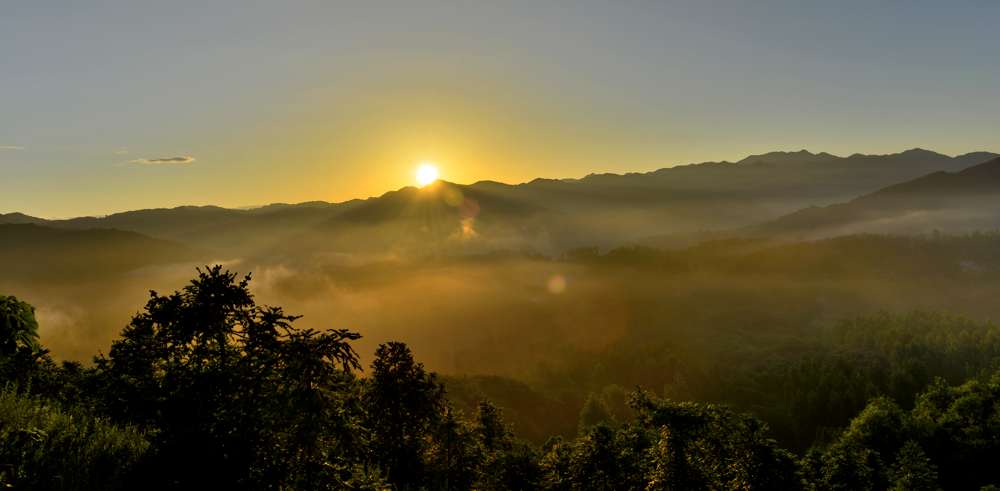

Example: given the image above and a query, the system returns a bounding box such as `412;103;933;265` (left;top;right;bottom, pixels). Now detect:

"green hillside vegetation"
2;268;1000;489
0;390;149;490
447;234;1000;447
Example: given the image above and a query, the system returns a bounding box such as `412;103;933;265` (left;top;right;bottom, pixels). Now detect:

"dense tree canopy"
95;266;364;488
2;266;1000;489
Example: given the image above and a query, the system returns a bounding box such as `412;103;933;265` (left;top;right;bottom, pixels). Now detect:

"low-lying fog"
10;234;1000;385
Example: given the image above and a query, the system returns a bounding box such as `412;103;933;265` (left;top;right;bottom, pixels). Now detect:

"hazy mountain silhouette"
3;149;997;255
0;224;201;280
0;203;364;257
737;149;841;165
0;212;47;225
752;156;1000;238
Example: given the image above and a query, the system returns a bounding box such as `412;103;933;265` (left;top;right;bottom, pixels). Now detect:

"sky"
2;1;998;218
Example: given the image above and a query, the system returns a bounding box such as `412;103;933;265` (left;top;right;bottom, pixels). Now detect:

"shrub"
0;388;149;490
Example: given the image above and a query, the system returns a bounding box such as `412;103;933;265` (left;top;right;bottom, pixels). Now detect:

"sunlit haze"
5;3;1000;488
2;2;999;217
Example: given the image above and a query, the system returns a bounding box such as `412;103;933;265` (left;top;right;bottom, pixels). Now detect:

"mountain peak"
0;212;46;225
737;149;840;165
844;148;952;161
898;148;948;158
954;151;1000;162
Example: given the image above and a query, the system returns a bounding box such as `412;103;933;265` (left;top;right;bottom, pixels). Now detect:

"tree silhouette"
0;295;45;389
0;296;40;356
363;341;445;489
96;266;362;488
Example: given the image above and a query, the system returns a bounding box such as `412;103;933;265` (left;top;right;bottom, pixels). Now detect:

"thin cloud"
129;156;196;165
0;145;24;150
113;147;129;155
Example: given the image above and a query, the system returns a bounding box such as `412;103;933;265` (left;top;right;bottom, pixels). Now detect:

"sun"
415;162;440;187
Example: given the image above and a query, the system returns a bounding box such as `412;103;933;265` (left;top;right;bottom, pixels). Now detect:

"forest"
6;2;1000;488
2;259;999;489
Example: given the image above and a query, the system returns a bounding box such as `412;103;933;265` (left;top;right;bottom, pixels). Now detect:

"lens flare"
547;274;567;294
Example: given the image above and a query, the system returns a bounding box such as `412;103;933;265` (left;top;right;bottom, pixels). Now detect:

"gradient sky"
2;1;998;218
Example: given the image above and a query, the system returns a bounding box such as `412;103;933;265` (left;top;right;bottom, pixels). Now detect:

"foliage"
93;266;363;488
362;341;446;488
0;296;45;390
3;266;1000;489
539;392;801;490
0;388;148;490
810;373;1000;490
0;296;40;355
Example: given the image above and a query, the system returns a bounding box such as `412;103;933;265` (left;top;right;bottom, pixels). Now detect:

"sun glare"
416;162;440;187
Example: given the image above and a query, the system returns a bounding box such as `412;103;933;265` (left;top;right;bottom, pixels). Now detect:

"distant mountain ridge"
753;156;1000;238
738;149;840;165
0;223;201;280
0;212;48;225
3;148;997;256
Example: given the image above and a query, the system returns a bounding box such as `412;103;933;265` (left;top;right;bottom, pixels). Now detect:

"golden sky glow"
2;3;999;218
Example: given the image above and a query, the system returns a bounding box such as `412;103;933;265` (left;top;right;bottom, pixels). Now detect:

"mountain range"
2;148;999;263
753;155;1000;239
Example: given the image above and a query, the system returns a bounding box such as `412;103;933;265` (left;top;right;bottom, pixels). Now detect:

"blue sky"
2;1;998;217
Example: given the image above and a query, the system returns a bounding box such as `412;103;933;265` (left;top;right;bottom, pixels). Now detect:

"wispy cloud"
129;156;196;165
0;145;24;151
113;147;129;155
